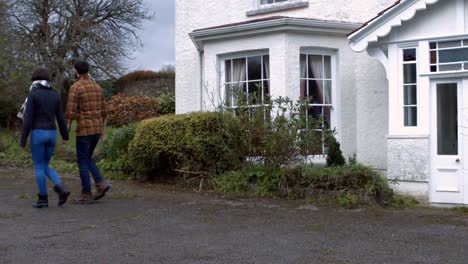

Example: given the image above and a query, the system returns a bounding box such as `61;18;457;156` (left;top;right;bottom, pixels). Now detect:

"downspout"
199;50;204;111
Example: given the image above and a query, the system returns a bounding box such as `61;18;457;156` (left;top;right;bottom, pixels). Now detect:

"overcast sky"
125;0;175;73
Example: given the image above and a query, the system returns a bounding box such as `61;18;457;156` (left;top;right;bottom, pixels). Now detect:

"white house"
176;0;468;205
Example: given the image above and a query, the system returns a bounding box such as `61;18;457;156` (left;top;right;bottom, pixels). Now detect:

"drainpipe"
199;50;204;111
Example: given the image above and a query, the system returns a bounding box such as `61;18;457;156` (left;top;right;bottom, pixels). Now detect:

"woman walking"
20;68;70;208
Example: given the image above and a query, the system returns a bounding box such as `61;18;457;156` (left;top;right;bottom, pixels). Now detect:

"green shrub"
388;195;419;209
214;165;286;197
233;97;325;167
336;193;359;209
97;124;137;175
158;92;175;115
326;135;346;167
298;163;392;200
129;112;243;178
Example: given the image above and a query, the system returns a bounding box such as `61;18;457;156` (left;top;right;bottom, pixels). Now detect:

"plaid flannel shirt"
65;75;107;136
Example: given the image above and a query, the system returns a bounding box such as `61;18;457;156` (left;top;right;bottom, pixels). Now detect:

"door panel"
431;81;464;204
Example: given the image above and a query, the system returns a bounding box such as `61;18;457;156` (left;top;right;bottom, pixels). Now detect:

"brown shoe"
73;193;95;204
93;180;110;201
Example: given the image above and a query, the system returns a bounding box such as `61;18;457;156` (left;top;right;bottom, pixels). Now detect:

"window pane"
248;82;261;105
300;80;307;99
263;81;270;103
308;80;323;104
248;56;262;81
430;51;437;64
225;84;232;107
322;106;331;129
263;55;270;80
464;40;468;47
438;40;462;49
439;48;468;63
404;85;417;105
225;60;232;83
404;107;417;127
439;64;462;72
300;54;307;78
324;56;332;79
437;83;458;155
404;64;417;84
324;80;332;104
403;49;416;61
308;55;323;79
431;66;437;72
429;42;437;50
308;106;323;121
232;58;246;82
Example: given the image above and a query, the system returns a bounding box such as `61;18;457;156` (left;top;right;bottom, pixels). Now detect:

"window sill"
246;1;309;17
421;70;468;79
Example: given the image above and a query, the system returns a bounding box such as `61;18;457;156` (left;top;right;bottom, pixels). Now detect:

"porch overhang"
190;16;361;51
348;0;440;52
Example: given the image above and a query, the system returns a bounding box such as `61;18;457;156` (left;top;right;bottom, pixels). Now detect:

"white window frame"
401;47;419;127
299;51;337;155
429;39;468;73
220;51;271;112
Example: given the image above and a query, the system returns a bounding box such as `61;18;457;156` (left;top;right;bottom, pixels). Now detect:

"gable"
348;0;444;52
382;0;461;43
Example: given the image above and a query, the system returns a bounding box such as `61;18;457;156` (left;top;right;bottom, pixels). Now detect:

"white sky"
125;0;175;73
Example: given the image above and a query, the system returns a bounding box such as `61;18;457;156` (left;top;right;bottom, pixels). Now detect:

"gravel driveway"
0;166;467;264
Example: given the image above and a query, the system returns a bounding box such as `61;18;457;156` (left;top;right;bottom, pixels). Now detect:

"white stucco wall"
176;0;396;114
175;0;395;169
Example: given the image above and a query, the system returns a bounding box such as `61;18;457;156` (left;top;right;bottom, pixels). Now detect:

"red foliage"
107;94;159;127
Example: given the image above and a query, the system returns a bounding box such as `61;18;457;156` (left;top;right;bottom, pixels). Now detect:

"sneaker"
73;193;95;204
93;180;110;201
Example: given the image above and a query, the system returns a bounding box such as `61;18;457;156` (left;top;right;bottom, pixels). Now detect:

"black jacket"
20;82;69;147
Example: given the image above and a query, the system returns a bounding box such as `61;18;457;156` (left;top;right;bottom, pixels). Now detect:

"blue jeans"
30;130;62;195
76;134;104;194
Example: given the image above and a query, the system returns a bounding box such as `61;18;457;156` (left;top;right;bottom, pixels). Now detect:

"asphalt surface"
0;165;467;264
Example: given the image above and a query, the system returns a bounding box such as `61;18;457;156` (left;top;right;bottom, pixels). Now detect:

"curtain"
300;55;307;98
232;59;246;106
309;55;324;104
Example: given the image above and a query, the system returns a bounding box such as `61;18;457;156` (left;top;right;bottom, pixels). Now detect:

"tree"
0;0;32;126
7;0;152;87
159;64;175;73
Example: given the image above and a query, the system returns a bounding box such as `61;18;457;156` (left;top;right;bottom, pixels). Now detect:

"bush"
128;112;243;178
326;135;346;167
106;94;159;127
233;97;325;167
296;164;393;201
215;165;286;197
158;92;175;115
117;70;175;89
97;124;137;175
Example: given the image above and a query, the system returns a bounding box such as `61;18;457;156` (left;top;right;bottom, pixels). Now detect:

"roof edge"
190;17;361;50
348;0;440;52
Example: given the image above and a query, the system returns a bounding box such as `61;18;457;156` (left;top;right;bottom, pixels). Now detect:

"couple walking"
20;61;110;208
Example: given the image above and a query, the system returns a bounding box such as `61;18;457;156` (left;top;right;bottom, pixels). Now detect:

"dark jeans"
76;134;104;194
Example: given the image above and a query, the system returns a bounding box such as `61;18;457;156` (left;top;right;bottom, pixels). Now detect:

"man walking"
66;61;110;204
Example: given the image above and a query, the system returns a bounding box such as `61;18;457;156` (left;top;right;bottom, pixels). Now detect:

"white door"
431;80;465;204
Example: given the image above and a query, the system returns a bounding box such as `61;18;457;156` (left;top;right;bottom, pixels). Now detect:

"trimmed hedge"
106;94;159;127
128;112;243;177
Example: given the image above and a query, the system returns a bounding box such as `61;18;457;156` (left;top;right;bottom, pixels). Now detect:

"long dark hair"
31;68;51;82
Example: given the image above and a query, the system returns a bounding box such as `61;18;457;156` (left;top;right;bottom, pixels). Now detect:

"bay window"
224;55;270;110
300;53;333;154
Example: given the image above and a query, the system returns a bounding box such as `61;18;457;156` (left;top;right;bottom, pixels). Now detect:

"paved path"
0;166;467;264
